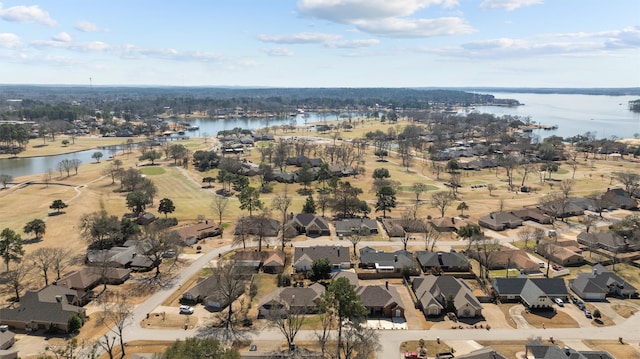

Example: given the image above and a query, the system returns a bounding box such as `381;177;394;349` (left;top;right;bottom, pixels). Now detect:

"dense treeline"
0;86;518;119
0;123;30;152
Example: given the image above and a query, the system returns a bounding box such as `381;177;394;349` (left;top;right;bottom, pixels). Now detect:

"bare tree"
314;307;334;358
140;223;181;278
267;298;307;350
272;190;292;250
97;292;133;359
487;183;497;196
50;247;72;281
214;260;247;331
517;227;534;251
411;183;429;203
28;247;55;286
347;233;362;257
4;261;31;301
614;171;640;196
211;195;229;226
430;191;453;218
423;222;442;252
449;173;462;198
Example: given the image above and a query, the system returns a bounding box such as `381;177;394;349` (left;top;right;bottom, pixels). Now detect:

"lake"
1;93;639;178
471;93;640;140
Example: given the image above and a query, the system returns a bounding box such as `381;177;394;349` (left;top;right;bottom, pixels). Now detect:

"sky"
0;0;639;88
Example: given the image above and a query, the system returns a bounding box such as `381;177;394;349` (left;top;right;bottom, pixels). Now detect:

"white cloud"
297;0;458;22
257;32;378;48
52;32;72;42
354;17;475;38
479;0;543;11
0;33;21;48
297;0;474;38
0;3;56;26
262;47;295;56
74;21;109;32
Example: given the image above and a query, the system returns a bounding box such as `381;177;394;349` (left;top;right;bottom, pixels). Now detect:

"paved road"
91;223;639;359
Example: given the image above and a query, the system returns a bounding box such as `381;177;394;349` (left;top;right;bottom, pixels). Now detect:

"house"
358;247;418;274
492;278;569;308
602;188;638;209
380;218;406;238
510;208;553;224
136;212;156;225
331;270;359;286
478;212;523;231
535;241;584;266
356;284;404;318
411;275;483;318
55;266;130;295
284;213;331;237
430;217;469;232
328;165;355;177
257;283;325;318
293;246;350;272
273;171;297;183
181;273;249;311
454;346;508;359
525;339;615;359
334;218;378;237
415;251;471;273
173;221;222;245
234;216;280;237
0;327;15;351
577;231;640;253
233;249;285;274
471;249;541;274
85;244;157;271
538;202;584;218
569;264;638;300
0;286;85;333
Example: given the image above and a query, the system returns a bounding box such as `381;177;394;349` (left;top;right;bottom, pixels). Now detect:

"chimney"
385;281;389;290
394;255;398;262
55;295;62;303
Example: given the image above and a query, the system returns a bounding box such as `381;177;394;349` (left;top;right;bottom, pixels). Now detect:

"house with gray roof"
525;339;614;359
257;283;325;318
356;285;405;318
411;275;482;318
0;327;15;351
455;346;508;359
293;246;351;272
602;188;638;209
478;212;523;231
359;247;418;275
577;231;640;253
284;213;331;237
55;266;130;297
182;272;251;311
415;251;471;273
535;241;584;267
492;278;569;308
0;286;85;333
334;218;378;237
569;264;638;301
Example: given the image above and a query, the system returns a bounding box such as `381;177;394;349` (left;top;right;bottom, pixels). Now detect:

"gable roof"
293;246;350;267
431;217;469;231
258;283;326;309
570;264;638;296
356;285;403;309
492;278;568;300
359;247;415;269
173;221;221;243
412;275;482;313
55;266;130;291
415;251;470;269
331;270;359;286
455;346;508;359
0;286;85;328
334;218;378;233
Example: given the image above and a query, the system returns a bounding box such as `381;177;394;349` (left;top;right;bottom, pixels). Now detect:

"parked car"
575;300;585;310
584;310;592;319
179;305;194;314
553;298;564;307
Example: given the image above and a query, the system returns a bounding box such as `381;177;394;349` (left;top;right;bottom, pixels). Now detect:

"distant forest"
0;86;520;120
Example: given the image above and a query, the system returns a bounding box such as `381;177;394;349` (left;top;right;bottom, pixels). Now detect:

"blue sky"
0;0;638;87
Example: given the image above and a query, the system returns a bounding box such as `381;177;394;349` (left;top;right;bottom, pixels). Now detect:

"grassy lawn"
583;340;640;359
139;166;167;175
611;303;637;318
488;268;521;278
400;340;453;357
522;309;578;328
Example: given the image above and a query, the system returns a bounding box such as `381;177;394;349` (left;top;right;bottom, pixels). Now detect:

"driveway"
394;284;429;330
509;305;533;329
481;303;513;329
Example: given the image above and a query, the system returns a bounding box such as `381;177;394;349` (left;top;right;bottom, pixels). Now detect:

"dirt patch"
140;312;198;330
612;303;637;318
400;340;453;357
522;309;578;328
496;304;518;328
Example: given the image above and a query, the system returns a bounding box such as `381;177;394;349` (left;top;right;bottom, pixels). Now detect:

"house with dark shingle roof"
0;286;86;333
454;346;508;359
478;212;523;231
172;221;221;246
430;217;469;232
293;246;351;272
415;251;471;273
334;218;378;237
577;231;640;253
602;188;638;210
492;278;569;308
535;241;584;266
182;272;251;311
233;249;285;273
525;339;615;359
569;264;638;301
284;213;331;237
356;285;405;318
510;208;553;224
257;283;325;318
411;275;482;318
55;266;130;298
358;247;418;275
471;249;542;274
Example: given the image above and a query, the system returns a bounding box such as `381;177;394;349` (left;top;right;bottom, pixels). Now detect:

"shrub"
155;217;178;228
67;314;84;333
